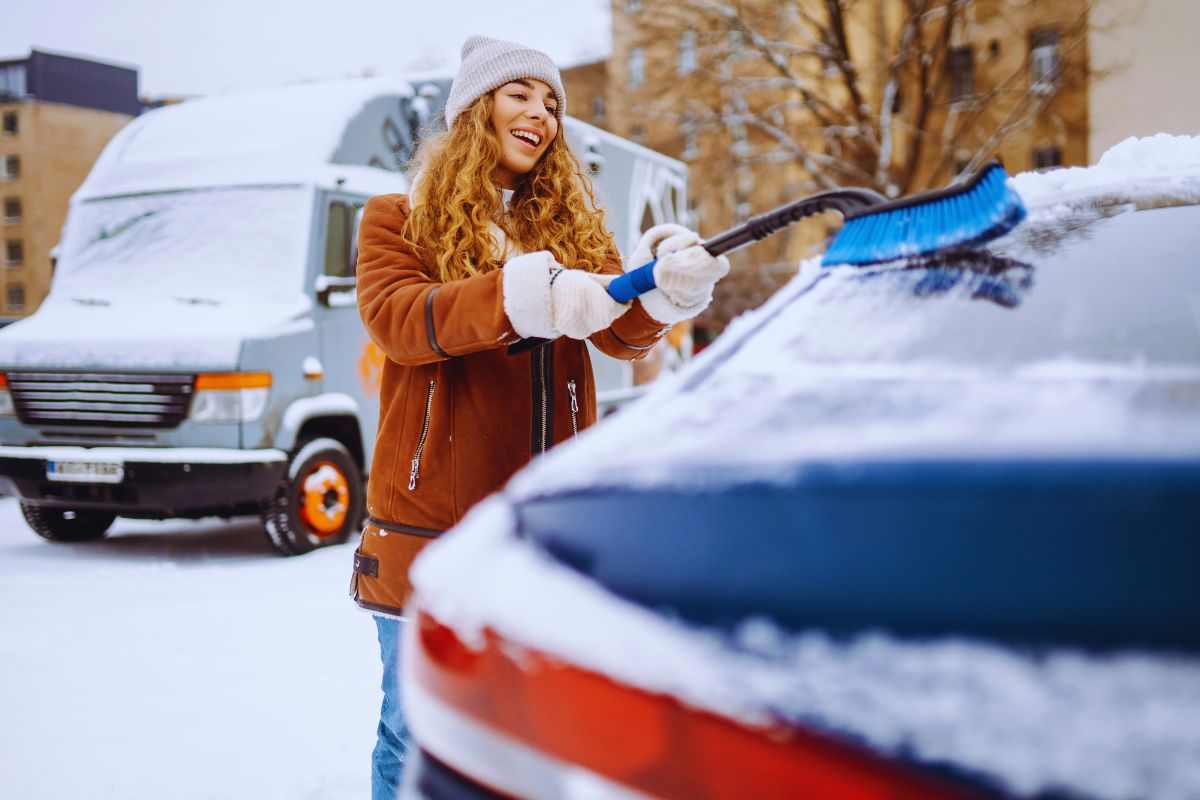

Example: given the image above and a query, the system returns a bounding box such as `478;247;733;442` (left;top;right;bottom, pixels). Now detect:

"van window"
57;187;310;301
324;201;361;278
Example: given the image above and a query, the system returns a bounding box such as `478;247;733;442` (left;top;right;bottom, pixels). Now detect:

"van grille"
7;371;195;429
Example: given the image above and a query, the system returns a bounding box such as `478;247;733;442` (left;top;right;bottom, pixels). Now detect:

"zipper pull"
567;379;580;438
408;458;420;491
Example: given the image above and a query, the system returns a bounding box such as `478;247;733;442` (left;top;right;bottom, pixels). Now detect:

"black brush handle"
507;188;885;356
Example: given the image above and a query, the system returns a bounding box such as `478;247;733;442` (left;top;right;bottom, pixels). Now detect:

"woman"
349;35;728;797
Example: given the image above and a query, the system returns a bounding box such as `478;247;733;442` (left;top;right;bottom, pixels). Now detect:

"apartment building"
599;0;1100;323
0;49;139;321
562;59;610;130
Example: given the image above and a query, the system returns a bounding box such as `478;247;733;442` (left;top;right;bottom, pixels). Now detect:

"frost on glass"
55;188;312;303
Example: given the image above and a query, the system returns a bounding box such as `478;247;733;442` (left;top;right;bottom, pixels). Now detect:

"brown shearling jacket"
350;194;671;616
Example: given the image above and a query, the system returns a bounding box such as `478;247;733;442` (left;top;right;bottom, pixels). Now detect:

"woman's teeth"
512;130;541;148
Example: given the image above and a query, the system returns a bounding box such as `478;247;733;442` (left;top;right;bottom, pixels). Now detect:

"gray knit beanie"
443;35;566;129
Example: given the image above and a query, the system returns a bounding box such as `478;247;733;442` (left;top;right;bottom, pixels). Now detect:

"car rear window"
785;204;1200;369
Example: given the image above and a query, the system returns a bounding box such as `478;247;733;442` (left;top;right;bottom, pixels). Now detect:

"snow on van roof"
76;77;422;199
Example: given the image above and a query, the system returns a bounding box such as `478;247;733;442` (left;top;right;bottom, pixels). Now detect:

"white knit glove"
550;268;627;340
628;224;730;324
501;250;627;340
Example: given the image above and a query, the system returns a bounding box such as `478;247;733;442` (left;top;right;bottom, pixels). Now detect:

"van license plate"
46;460;125;484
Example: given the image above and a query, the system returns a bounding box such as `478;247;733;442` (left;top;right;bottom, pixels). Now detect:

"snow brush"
508;161;1026;355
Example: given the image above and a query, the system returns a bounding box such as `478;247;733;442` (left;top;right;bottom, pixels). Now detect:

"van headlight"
189;372;271;423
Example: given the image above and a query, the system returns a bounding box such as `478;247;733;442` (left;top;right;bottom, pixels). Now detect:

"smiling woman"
346;34;733;798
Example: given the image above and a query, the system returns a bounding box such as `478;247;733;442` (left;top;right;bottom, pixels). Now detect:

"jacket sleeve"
356;194;518;366
588;245;672;360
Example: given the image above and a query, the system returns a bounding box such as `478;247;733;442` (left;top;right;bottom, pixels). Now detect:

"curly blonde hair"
404;91;614;283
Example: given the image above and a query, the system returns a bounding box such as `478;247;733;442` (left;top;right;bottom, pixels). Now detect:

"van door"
313;194;380;466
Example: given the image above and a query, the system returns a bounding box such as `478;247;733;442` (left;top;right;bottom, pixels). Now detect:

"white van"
0;77;688;554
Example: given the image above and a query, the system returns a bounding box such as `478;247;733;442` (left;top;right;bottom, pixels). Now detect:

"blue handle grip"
606;258;658;303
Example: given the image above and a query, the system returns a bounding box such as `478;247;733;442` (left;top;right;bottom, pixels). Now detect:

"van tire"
21;502;116;543
262;436;364;556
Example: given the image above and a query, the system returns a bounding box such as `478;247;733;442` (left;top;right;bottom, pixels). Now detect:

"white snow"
77;78;415;200
0;497;379;799
508;274;1200;498
1012;133;1200;209
411;497;1200;800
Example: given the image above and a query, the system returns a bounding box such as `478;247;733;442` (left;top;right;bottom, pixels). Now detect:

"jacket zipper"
531;344;554;455
567;379;579;438
540;346;549;452
408;379;436;490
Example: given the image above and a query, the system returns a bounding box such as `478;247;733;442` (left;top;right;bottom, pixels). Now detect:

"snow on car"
398;135;1200;800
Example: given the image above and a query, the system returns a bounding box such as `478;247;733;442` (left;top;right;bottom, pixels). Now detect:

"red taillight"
0;372;7;390
410;611;979;800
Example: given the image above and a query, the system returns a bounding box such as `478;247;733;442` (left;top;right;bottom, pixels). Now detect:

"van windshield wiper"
91;210;159;244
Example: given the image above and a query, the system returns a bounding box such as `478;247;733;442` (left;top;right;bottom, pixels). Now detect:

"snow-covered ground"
0;497;379;799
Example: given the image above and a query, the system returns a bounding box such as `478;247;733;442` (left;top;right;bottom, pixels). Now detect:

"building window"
5;239;22;266
1;155;18;180
3;197;19;222
0;65;27;98
626;0;642;11
679;31;697;75
629;48;645;89
592;95;606;122
1033;146;1063;169
1030;29;1061;94
1;111;16;136
630;124;645;143
948;47;975;102
6;283;24;311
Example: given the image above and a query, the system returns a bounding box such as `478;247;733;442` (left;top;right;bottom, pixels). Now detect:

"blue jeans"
372;615;411;800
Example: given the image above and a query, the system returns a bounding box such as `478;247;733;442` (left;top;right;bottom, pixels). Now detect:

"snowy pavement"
0;497;380;799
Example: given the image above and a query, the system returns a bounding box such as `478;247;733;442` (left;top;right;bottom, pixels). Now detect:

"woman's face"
490;79;559;189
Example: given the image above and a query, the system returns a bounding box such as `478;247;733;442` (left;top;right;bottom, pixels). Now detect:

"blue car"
400;145;1200;800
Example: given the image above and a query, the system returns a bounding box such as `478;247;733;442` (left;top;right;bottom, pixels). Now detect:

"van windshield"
54;187;312;303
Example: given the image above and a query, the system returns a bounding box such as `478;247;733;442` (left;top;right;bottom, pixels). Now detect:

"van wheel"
263;437;364;556
21;502;116;543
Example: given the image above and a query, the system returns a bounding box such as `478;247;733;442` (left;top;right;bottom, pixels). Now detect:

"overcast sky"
2;0;613;97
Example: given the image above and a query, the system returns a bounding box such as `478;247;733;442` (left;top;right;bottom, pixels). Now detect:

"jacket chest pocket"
408;378;437;491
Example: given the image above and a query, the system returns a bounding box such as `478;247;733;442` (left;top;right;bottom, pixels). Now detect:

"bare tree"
627;0;1103;325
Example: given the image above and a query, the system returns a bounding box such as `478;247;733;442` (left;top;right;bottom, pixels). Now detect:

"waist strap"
365;516;444;538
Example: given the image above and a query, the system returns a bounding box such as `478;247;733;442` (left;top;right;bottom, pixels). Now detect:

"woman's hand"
628;224;730;324
501;251;627;341
549;269;627;340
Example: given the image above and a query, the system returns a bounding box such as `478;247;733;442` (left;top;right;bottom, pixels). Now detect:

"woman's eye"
512;93;528;101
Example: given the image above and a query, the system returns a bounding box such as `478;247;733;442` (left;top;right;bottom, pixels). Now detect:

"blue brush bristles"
821;163;1027;267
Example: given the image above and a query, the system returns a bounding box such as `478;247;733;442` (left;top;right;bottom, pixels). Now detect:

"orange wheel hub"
299;460;350;537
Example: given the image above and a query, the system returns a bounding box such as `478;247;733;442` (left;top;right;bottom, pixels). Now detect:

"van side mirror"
315;274;357;306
